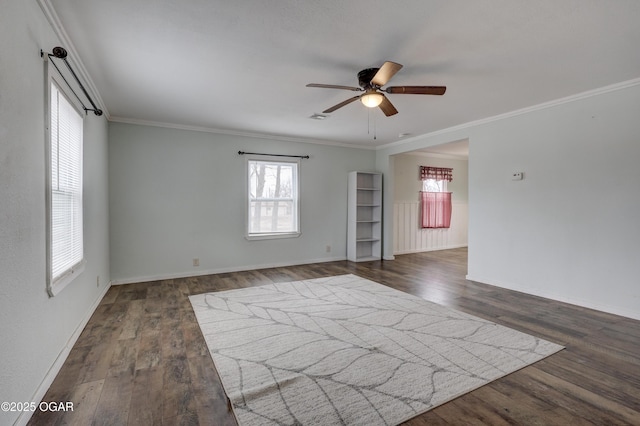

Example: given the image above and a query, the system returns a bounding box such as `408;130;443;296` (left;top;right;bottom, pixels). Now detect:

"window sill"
246;232;301;241
47;259;86;297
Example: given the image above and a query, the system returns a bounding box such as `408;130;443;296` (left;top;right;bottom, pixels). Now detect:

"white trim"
394;244;468;256
14;280;112;426
109;116;375;150
377;77;640;151
401;151;469;161
48;260;86;297
46;72;86;297
37;0;108;119
245;156;301;239
245;232;301;241
49;66;85;115
110;257;347;285
466;274;640;321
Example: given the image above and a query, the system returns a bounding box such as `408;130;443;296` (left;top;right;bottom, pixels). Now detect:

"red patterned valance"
420;166;453;182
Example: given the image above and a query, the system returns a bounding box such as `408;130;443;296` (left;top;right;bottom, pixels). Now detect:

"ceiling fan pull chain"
366;108;377;140
374;110;377;140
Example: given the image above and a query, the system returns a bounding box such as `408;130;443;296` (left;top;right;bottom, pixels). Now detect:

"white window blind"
50;81;84;286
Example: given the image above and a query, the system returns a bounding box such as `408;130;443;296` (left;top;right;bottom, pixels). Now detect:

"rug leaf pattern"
189;274;563;425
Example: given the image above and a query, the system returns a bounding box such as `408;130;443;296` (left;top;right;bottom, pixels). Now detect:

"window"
419;166;453;229
247;159;300;239
422;178;447;193
47;80;84;296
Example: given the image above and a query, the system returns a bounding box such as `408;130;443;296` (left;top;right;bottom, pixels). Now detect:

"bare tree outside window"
248;160;299;236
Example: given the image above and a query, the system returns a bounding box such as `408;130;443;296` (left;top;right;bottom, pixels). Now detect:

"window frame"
245;156;301;240
46;64;85;297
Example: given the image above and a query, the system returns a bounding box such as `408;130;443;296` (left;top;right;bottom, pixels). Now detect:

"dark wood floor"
29;248;640;425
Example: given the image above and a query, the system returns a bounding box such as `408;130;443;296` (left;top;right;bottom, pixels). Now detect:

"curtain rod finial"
52;46;67;59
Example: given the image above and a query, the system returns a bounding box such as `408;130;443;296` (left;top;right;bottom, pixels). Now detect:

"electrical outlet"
511;172;524;181
193;258;199;267
326;245;331;253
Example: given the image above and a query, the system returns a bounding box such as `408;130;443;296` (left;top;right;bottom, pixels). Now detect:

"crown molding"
398;151;469;161
377;77;640;152
108;116;376;150
37;0;109;119
37;0;640;151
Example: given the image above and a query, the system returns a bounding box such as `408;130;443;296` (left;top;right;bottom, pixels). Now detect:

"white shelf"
353;256;380;262
347;171;382;262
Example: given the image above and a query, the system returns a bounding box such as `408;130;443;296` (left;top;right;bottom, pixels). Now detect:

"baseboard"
110;256;348;285
14;280;112;426
466;274;640;321
394;244;468;256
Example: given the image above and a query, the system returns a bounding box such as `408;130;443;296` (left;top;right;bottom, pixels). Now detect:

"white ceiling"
49;0;640;148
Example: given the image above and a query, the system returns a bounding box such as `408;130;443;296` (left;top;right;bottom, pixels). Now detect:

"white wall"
392;153;468;254
0;1;111;425
108;122;376;283
467;84;640;319
377;81;640;320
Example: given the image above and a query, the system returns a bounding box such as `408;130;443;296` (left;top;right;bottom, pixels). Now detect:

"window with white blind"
47;80;84;296
247;158;300;239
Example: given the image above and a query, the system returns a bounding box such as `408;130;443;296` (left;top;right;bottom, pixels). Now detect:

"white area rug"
189;274;563;425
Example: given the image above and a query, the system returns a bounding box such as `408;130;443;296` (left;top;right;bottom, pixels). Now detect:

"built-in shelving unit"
347;171;382;262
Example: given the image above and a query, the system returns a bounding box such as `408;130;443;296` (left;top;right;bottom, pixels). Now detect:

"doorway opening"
390;139;469;255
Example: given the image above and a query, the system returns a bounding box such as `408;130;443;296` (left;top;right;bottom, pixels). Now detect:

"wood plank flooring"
28;248;640;425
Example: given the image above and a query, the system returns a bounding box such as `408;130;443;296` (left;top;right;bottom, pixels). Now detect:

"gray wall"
377;81;640;320
0;1;111;424
108;122;376;283
466;84;640;319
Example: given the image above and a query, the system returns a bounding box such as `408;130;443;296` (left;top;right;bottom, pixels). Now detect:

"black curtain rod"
41;47;103;116
238;151;309;159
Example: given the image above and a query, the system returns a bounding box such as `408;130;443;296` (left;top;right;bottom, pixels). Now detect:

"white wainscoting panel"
393;201;468;254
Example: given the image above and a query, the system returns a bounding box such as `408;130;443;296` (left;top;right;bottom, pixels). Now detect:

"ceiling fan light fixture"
360;91;384;108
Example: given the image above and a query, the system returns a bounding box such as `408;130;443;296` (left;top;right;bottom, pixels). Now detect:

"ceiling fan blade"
371;61;403;87
385;86;447;95
378;95;398;117
306;83;363;91
322;95;361;113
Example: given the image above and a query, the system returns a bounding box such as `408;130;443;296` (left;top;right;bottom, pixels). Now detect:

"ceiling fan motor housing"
358;68;380;89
